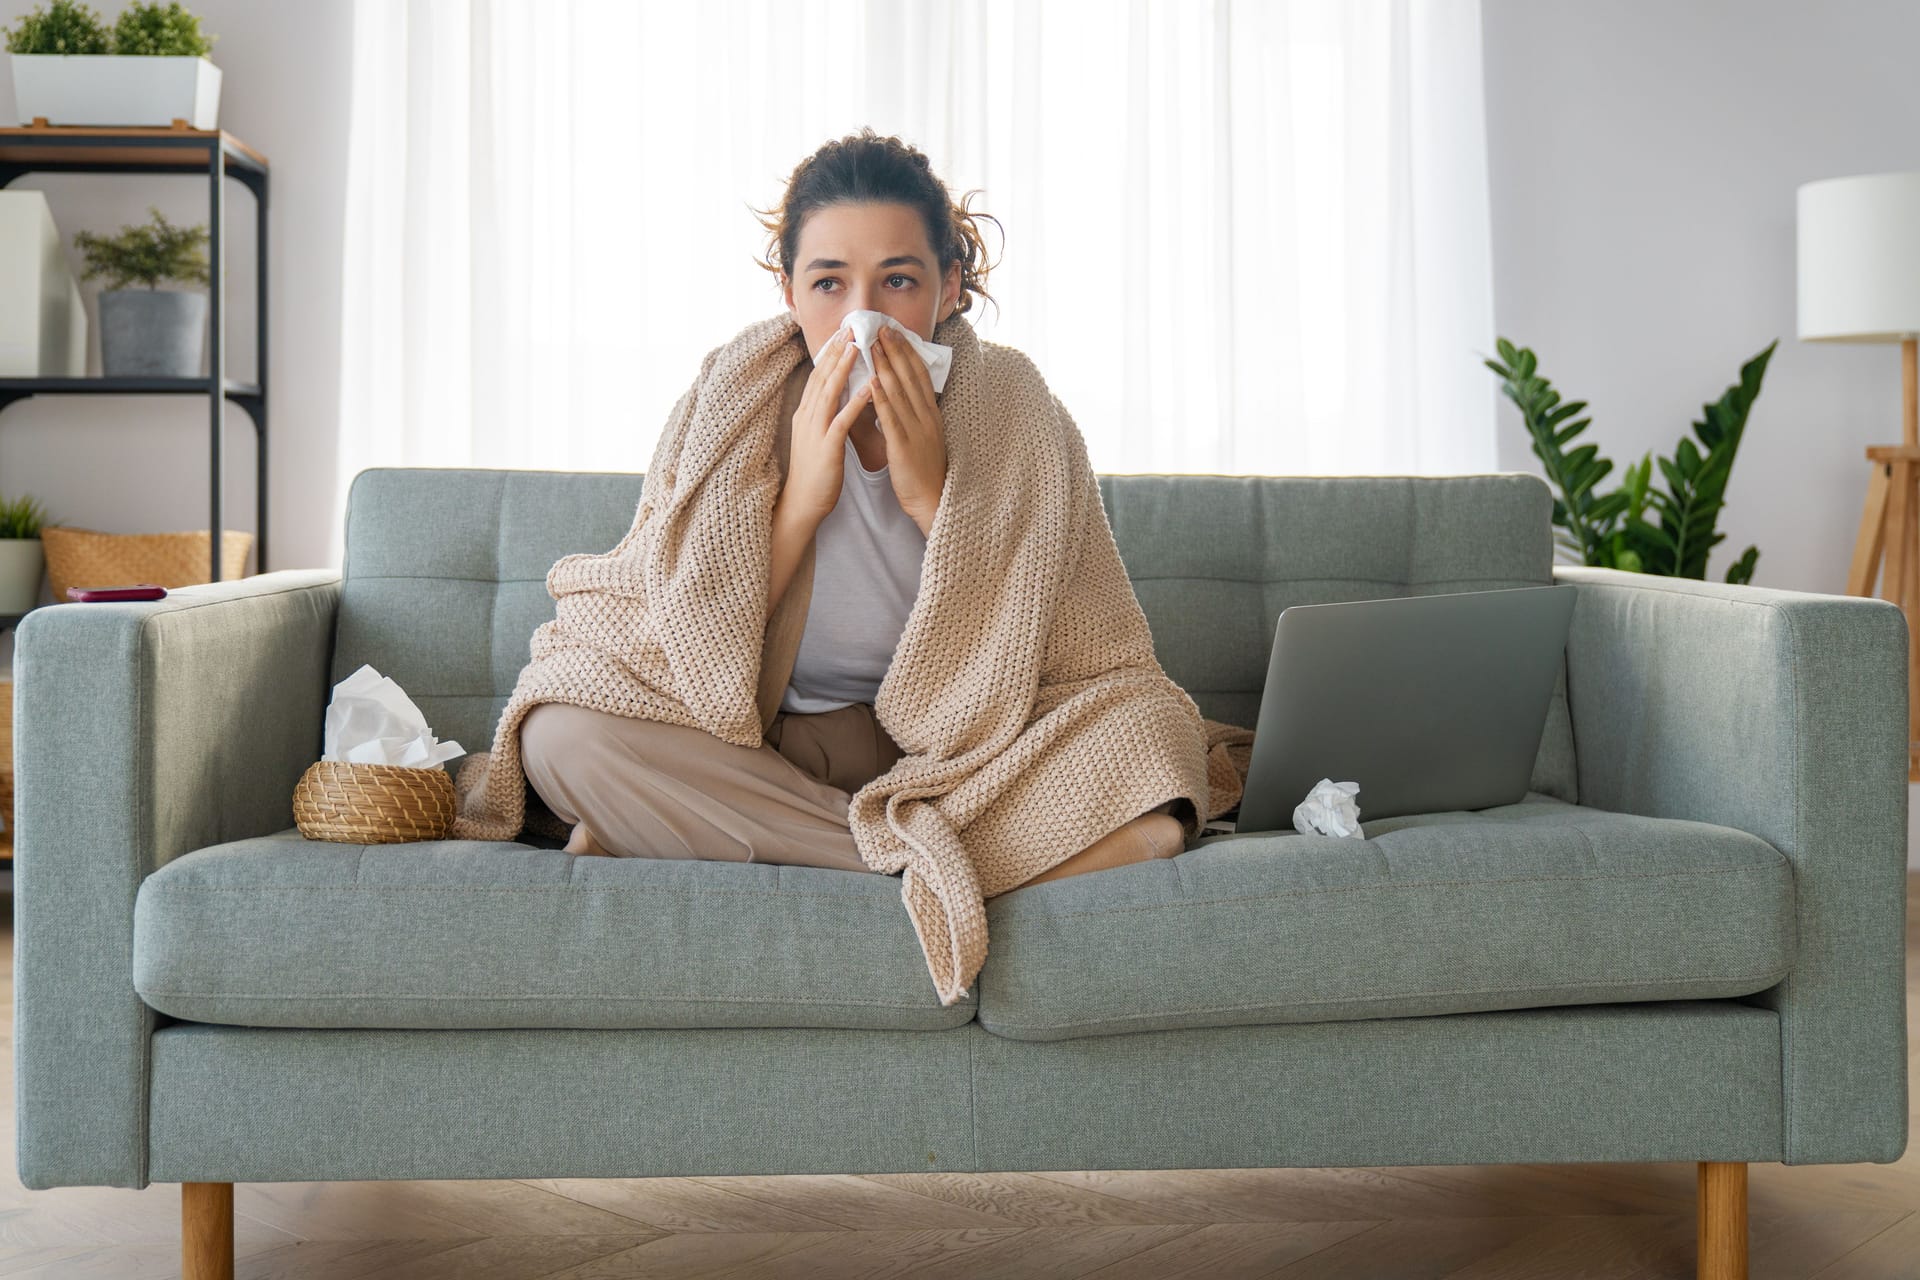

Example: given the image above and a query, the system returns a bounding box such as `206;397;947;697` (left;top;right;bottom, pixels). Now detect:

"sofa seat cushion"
975;792;1794;1041
132;829;975;1031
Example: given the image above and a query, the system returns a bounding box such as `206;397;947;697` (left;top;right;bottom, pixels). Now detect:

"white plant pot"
10;54;221;129
0;538;45;613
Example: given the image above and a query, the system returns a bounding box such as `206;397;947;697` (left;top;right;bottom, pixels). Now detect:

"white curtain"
335;0;1495;557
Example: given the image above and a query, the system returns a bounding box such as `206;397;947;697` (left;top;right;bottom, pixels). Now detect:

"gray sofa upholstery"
14;467;1909;1199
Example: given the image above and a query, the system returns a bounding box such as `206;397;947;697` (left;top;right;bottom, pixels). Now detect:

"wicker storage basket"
43;525;252;600
293;760;456;843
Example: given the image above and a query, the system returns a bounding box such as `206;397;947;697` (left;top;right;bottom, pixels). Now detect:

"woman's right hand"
783;327;873;521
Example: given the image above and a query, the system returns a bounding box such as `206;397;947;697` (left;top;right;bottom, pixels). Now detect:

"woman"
515;129;1189;894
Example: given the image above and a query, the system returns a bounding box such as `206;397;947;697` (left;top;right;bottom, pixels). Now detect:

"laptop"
1204;584;1578;839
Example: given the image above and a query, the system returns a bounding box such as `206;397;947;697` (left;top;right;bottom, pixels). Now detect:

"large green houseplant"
1485;338;1777;585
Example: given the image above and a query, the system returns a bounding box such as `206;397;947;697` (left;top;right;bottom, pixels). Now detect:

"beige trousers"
519;700;1183;885
520;700;902;874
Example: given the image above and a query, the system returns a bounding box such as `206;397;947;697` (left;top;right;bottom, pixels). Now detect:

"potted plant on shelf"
74;205;210;376
0;493;52;613
6;0;221;130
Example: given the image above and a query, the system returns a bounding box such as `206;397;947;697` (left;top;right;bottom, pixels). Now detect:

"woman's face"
779;202;961;362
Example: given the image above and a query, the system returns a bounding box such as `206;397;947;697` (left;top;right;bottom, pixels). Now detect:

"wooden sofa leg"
182;1181;234;1280
1697;1161;1748;1280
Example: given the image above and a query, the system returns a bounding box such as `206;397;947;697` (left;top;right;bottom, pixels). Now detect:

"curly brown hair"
749;126;1004;324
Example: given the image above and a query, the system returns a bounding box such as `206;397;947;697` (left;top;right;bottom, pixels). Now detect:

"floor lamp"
1798;171;1920;781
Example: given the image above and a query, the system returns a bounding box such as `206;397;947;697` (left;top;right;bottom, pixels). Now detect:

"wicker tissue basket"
43;525;252;600
293;760;456;844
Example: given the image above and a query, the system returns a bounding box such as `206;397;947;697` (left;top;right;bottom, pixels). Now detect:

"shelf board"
0;125;267;173
0;376;260;398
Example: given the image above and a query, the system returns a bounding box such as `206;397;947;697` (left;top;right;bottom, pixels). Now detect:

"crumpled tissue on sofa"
1294;777;1364;838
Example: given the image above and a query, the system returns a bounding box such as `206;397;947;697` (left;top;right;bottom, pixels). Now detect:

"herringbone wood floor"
0;880;1913;1280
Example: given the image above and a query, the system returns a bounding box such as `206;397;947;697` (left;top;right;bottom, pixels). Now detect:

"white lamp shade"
1797;171;1920;343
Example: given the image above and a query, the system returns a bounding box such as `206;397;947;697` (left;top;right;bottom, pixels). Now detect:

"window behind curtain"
335;0;1496;557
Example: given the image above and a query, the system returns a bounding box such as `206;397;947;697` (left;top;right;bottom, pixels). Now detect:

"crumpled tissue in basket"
323;663;466;767
1294;777;1364;839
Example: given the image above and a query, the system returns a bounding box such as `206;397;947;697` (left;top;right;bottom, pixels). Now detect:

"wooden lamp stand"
1844;337;1920;781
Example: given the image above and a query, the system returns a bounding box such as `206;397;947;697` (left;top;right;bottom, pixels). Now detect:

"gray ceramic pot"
99;289;207;378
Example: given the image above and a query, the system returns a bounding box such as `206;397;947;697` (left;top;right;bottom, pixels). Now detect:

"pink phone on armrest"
66;584;169;602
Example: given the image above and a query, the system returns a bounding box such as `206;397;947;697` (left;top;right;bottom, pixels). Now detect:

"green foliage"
4;0;111;55
112;1;214;56
1484;338;1778;585
4;1;215;55
0;493;52;540
73;206;209;290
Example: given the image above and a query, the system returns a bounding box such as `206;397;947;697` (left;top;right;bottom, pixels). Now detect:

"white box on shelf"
10;54;221;129
0;190;86;377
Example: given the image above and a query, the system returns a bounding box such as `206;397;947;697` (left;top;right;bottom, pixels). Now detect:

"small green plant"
0;494;52;540
111;1;214;56
1484;337;1778;585
4;0;111;54
73;206;210;291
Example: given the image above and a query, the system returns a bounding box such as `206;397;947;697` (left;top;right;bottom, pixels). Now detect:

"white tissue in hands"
1293;777;1364;839
322;663;466;768
825;309;954;416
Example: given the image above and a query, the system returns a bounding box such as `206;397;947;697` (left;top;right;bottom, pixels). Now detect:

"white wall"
0;0;353;598
1482;0;1920;866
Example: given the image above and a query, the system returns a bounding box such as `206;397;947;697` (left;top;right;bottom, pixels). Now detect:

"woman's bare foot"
1009;807;1185;891
564;822;614;857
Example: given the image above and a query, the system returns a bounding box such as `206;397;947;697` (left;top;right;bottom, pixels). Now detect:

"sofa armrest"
1554;564;1909;1165
12;568;341;1189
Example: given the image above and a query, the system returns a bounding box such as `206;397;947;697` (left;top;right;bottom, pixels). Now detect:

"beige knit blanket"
451;309;1256;1006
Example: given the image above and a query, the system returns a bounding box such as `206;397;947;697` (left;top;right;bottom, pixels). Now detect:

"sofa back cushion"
334;469;1575;804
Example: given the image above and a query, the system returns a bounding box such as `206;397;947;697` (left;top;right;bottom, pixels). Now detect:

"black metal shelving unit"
0;612;19;892
0;125;270;583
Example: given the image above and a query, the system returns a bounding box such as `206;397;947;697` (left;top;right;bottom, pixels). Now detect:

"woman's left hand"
870;327;948;536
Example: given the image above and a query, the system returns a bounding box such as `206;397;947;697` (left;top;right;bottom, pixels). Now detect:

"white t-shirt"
780;434;928;714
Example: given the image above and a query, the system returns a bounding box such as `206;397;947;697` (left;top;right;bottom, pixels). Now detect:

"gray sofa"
12;467;1910;1280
